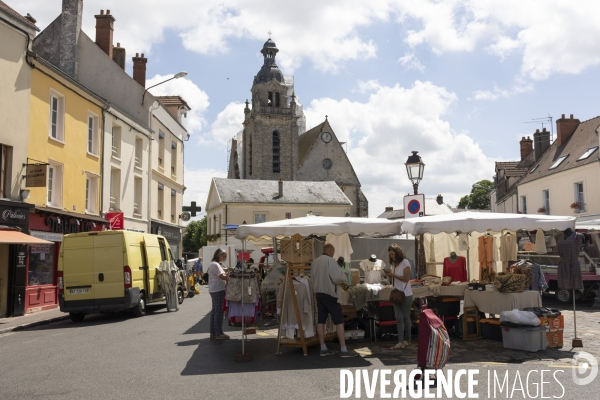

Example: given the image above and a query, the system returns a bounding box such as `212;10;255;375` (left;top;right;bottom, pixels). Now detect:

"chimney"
59;0;83;78
520;136;533;160
278;179;283;197
556;113;580;146
436;194;444;205
533;128;550;161
385;206;393;212
94;9;115;58
132;53;147;87
113;42;126;70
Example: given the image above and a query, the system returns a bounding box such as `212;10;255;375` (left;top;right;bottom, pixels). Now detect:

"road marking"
52;333;64;337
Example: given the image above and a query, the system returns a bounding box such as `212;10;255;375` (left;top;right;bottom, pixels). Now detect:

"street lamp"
141;71;188;105
405;151;425;194
472;183;493;191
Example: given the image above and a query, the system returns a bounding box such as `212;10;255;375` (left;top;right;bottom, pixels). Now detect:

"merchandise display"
557;229;584;290
478;234;494;281
442;252;467;282
360;255;387;284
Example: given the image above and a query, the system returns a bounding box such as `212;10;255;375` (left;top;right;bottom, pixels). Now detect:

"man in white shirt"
311;243;358;358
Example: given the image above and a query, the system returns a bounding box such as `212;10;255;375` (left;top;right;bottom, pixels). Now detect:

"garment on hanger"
528;262;548;291
278;278;314;339
338;262;352;285
408;258;417;280
360;258;387;284
500;233;518;270
458;233;470;251
535;229;547;254
442;256;467;282
225;275;259;303
478;235;494;281
557;232;584;290
325;233;353;263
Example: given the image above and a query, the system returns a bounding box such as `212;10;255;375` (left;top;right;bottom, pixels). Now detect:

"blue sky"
15;0;600;218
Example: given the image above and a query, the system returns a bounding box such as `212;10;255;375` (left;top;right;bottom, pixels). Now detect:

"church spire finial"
268;30;272;38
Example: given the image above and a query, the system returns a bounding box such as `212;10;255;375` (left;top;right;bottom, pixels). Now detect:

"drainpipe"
99;102;111;219
148;102;160;233
225;204;228;245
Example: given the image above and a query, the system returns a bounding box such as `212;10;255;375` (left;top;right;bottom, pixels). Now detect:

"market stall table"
463;290;542;315
339;283;469;306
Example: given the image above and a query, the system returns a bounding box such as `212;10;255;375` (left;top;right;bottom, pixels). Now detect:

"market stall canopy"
234;216;403;240
402;212;576;236
0;230;53;244
576;219;600;231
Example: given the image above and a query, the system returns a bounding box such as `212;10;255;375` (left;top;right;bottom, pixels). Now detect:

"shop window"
112;126;122;159
49;90;65;142
0;144;13;198
85;173;99;214
47;161;63;207
520;196;527;214
28;244;55;286
135;138;143;170
171;141;177;176
158;130;165;167
157;183;164;219
87;112;99;155
171;188;177;223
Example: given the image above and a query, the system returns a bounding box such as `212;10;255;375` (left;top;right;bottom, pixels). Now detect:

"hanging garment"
458;233;470;251
478;235;494;281
535;229;547;254
557;232;584;290
442;256;467;282
360;259;387;284
339;263;352;285
500;234;518;271
529;263;549;292
226;275;259;303
408;258;417;280
279;280;314;339
325;233;353;263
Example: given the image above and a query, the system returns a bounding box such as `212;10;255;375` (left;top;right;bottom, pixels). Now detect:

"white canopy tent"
576;219;600;231
402;212;577;236
235;215;403;240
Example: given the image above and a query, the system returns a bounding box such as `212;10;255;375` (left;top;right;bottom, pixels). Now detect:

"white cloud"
354;80;382;94
398;52;425;72
146;74;210;137
304;81;494;214
183;167;227;221
201;102;245;146
470;80;533;101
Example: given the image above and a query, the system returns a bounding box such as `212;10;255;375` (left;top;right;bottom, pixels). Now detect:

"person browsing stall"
384;244;413;350
311;243;358;358
208;249;230;340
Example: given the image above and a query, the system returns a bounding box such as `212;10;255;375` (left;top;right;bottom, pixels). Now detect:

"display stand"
276;264;336;356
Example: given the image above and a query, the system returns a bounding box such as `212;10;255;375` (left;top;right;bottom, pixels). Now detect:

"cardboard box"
539;315;564;330
546;330;564;348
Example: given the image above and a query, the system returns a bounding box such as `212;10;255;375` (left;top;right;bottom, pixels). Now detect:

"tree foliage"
456;179;494;210
182;216;207;253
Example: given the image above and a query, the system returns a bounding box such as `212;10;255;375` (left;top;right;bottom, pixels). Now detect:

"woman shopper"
208;248;230;339
384;244;413;350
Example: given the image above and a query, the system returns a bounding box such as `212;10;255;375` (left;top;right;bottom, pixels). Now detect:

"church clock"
321;131;332;143
322;158;333;169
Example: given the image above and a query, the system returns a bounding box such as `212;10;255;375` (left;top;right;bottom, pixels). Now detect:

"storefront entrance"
150;220;182;259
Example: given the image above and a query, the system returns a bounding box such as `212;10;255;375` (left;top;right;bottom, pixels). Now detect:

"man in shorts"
311;243;358;358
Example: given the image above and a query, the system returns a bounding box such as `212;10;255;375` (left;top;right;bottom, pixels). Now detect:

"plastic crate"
375;302;396;322
501;325;547;352
546;330;564;348
344;329;365;340
480;318;502;341
375;320;398;337
539;315;564;330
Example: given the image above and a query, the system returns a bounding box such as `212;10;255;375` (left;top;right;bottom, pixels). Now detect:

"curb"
0;315;70;335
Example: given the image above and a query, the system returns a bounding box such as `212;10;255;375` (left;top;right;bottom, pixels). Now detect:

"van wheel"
555;289;572;303
69;312;85;323
132;293;146;317
177;287;184;305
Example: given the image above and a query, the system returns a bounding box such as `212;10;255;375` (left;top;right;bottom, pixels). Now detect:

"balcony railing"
259;106;292;115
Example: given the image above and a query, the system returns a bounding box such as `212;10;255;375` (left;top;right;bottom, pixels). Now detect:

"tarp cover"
402;212;576;236
234;216;402;240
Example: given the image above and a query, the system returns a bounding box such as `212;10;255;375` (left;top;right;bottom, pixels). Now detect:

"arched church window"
275;92;280;108
268;92;273;106
272;131;280;173
249;136;253;176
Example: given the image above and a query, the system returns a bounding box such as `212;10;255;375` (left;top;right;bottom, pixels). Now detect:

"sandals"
403;341;412;346
391;342;407;350
214;334;230;340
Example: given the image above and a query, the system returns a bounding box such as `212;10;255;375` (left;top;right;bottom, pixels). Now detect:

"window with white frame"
135;138;143;170
158;131;165;167
542;190;550;215
85;174;98;213
134;177;142;216
574;182;585;212
171;188;177;222
112;126;122;159
520;196;527;214
171;141;177;176
110;168;121;210
49;91;65;141
87;113;99;155
47;161;63;207
254;212;267;224
157;183;164;219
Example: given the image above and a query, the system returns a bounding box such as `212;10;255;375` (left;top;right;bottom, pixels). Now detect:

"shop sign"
17;251;26;268
151;222;181;242
30;244;51;253
0;204;30;231
26;164;47;187
44;216;95;234
30;230;64;242
107;212;124;230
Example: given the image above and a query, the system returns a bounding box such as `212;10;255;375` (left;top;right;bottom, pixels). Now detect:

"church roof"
212;178;351;205
298;121;326;166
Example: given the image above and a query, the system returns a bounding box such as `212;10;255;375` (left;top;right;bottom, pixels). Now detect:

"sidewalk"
0;308;68;335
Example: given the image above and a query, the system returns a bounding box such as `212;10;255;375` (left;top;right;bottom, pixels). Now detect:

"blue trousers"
209;290;225;336
393;295;413;342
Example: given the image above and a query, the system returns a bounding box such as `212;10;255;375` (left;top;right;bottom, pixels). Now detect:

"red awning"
0;230;53;244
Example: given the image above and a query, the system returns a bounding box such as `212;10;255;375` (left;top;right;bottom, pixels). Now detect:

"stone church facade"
227;39;368;217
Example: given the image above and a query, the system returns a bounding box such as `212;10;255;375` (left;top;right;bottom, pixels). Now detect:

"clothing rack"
276;264;336;356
